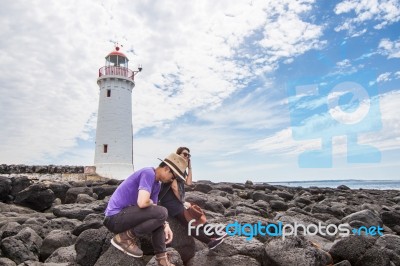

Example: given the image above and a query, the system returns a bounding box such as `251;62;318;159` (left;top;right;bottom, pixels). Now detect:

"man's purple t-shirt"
105;167;161;216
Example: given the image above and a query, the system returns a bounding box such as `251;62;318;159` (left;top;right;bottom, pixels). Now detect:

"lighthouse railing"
98;66;135;80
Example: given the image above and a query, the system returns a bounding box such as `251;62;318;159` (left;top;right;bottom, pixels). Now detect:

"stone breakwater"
0;165;85;175
0;175;399;266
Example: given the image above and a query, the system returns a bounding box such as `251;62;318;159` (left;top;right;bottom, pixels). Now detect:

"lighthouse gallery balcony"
98;66;136;81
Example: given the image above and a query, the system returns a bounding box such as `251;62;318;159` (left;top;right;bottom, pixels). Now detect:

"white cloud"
378;38;400;58
336;59;351;68
0;0;326;165
377;72;392;83
334;0;400;34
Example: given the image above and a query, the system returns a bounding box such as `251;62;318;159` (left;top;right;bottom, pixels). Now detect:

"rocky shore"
0;168;400;266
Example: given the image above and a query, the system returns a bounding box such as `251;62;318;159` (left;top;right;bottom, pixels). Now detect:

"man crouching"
103;153;188;266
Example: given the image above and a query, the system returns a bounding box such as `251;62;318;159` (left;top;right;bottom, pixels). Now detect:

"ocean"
267;179;400;190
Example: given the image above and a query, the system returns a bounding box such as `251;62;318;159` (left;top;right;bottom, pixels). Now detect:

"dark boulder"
205;201;226;214
0;221;22;238
252;192;280;203
263;235;332;266
10;176;32;198
274;190;294;201
14;183;55;211
146;248;183;266
187;249;260;266
193;183;213;194
42;218;82;238
94;245;146;266
52;203;101;221
92;185;118;200
166;216;196;263
269;200;288;211
0;227;42;264
44;244;77;264
72;213;104;236
0;176;12;202
341;209;383;228
0;257;16;266
75;227;113;266
65;187;93;204
185;192;208;208
40;229;77;261
381;210;400;229
213;184;234;194
329;235;376;264
48;182;71;203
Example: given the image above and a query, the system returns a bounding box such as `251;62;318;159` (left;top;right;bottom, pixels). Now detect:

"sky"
0;0;399;182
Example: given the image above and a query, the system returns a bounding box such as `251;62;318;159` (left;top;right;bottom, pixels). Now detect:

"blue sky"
0;0;399;182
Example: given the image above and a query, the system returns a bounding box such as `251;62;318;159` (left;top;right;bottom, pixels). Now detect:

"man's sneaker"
111;230;143;257
207;237;225;250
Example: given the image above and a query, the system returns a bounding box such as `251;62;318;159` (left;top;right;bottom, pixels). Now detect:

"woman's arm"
185;159;193;185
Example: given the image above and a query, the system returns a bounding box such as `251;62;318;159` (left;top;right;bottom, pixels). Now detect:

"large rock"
41;218;82;238
10;176;32;198
146;248;183;266
186;249;260;266
193;183;213;194
274;190;294;201
329;235;376;264
354;245;399;266
204;201;225;214
48;182;71;203
0;227;43;264
44;245;77;264
381;210;400;229
72;213;104;236
65;187;93;204
1;221;22;238
225;205;260;217
92;185;118;200
14;183;55;211
94;245;146;266
341;209;383;228
269;200;288;211
75;227;113;266
185;192;208;208
214;196;231;208
375;234;400;254
40;230;77;261
252;192;280;203
167;217;196;263
210;236;265;261
76;193;96;204
52;202;105;221
213;184;234;194
311;204;345;218
0;257;17;266
263;235;332;266
0;176;12;202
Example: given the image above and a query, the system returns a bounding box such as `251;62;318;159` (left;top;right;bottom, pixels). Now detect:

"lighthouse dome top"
105;46;129;67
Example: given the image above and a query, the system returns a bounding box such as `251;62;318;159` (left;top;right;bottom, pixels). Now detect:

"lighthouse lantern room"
94;45;141;179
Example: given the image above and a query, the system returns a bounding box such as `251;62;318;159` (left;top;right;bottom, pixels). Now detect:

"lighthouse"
94;45;141;179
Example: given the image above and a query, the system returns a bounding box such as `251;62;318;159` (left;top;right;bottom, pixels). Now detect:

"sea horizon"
264;179;400;190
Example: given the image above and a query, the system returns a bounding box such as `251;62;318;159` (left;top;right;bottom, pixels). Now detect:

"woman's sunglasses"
181;152;191;158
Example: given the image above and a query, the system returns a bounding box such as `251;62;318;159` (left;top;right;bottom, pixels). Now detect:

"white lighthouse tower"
94;45;141;179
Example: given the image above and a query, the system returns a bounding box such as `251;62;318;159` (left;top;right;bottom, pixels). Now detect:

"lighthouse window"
107;89;111;97
103;144;108;153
